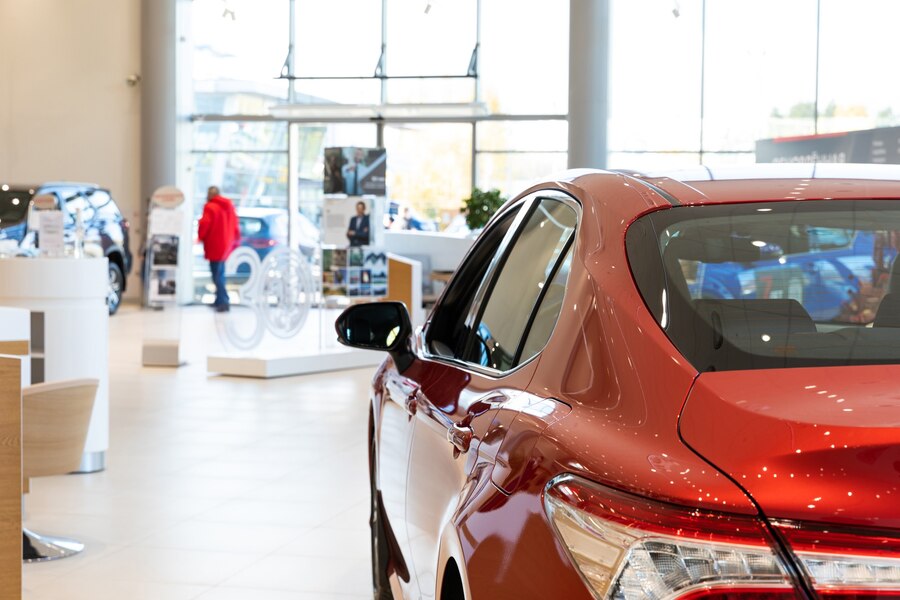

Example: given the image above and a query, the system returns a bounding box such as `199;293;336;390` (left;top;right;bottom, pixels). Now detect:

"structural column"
142;0;194;303
568;0;610;170
141;0;177;202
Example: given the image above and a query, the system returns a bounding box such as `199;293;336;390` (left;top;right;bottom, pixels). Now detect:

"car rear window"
626;199;900;371
0;191;31;224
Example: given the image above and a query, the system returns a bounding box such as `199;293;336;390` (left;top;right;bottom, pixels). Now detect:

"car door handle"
447;422;474;455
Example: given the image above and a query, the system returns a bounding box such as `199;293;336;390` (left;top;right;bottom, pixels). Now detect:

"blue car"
689;228;894;322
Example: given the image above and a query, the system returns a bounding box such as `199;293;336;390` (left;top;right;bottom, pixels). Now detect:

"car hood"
680;365;900;530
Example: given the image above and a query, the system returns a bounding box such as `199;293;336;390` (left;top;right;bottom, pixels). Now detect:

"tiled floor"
23;304;375;599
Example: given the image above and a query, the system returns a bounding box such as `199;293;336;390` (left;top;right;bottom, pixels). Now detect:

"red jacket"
198;195;240;261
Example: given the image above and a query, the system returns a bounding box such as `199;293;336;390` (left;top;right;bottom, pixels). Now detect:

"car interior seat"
873;256;900;327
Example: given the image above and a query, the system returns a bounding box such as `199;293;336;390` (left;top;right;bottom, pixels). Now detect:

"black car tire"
370;414;395;600
108;262;124;315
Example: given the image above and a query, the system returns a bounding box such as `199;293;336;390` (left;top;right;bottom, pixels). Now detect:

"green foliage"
461;187;506;230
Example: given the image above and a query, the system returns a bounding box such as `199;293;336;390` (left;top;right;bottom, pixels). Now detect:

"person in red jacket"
198;186;239;312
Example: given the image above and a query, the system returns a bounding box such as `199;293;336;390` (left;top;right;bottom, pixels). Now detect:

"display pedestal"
142;338;184;367
207;347;381;379
0;257;109;472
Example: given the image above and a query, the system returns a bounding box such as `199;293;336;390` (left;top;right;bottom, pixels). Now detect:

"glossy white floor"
23;304;375;599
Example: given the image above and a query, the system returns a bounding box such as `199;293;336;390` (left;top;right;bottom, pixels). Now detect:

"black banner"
756;126;900;164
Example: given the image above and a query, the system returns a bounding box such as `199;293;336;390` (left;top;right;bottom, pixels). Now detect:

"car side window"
426;208;519;358
89;190;119;220
463;198;577;371
64;193;96;224
517;246;574;361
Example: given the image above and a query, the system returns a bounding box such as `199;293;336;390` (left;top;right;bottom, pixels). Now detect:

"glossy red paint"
681;366;900;530
348;166;900;599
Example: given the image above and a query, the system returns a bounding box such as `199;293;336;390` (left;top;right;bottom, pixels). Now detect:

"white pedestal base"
142;338;184;367
207;348;382;379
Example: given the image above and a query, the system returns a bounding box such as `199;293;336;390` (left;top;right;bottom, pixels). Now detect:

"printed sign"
38;211;65;257
323;147;387;196
151;185;186;209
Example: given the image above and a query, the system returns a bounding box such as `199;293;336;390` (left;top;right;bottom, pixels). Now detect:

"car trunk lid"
680;364;900;530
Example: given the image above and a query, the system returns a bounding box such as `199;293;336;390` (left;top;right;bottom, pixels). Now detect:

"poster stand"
141;186;187;367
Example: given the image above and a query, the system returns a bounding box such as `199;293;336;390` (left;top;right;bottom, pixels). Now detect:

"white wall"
0;0;142;297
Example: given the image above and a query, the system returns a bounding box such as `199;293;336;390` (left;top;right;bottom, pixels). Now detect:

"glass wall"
608;0;900;169
188;0;570;307
187;0;900;303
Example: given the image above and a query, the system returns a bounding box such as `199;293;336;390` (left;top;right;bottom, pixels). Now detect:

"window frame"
421;189;580;377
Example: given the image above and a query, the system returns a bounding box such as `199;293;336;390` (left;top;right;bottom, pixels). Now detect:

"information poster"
148;234;179;303
322;246;387;298
323;147;387;196
321;196;384;247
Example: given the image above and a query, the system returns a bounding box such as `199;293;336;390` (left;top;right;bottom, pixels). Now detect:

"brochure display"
142;186;187;367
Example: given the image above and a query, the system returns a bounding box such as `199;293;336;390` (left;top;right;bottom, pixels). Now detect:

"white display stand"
0;306;31;387
0;257;109;472
142;185;188;366
207;347;382;379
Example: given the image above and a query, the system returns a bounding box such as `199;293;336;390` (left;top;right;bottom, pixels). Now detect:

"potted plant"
461;187;506;231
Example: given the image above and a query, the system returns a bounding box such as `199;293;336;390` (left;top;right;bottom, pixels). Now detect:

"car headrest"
890;255;900;295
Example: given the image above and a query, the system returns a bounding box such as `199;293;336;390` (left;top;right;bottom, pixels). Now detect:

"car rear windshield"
626;200;900;371
0;191;30;224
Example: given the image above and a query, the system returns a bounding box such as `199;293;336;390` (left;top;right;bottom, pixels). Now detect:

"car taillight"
773;520;900;599
544;475;795;599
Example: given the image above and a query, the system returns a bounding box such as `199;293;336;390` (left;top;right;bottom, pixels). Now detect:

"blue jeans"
209;260;228;307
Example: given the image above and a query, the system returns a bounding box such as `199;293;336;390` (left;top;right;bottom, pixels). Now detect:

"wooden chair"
22;378;98;562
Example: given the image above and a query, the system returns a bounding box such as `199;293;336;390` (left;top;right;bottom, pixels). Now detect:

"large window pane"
383;123;472;220
295;0;382;77
480;0;568;114
818;0;900;134
476;152;568;198
193;121;288;152
384;79;475;104
703;0;817;152
608;0;701;152
191;152;288;212
192;0;289;112
386;0;477;77
476;121;568;153
607;152;702;171
292;80;382;106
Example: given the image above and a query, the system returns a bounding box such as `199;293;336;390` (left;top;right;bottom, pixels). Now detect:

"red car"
337;164;900;600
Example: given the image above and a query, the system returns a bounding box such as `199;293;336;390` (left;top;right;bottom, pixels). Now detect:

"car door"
374;203;524;600
403;194;579;597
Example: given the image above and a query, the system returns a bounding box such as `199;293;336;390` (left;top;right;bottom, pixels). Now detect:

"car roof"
618;163;900;205
39;181;102;188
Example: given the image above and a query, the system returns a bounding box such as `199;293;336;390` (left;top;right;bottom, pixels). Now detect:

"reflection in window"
627;200;900;372
467;198;576;371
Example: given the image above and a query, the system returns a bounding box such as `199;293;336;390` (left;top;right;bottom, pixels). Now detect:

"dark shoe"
215;304;230;313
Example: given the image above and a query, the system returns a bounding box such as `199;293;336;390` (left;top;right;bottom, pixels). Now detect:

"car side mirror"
335;301;414;371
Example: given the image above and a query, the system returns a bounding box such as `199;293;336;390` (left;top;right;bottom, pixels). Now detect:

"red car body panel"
361;166;900;599
681;365;900;530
